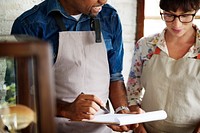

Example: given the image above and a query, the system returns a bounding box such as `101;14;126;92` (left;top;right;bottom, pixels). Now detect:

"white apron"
141;47;200;133
53;31;111;133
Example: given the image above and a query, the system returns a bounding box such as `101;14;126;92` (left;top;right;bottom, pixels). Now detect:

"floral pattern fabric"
127;25;200;106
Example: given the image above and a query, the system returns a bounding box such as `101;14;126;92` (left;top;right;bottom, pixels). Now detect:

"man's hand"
57;93;104;121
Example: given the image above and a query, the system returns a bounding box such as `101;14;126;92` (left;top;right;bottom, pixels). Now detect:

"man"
11;0;134;132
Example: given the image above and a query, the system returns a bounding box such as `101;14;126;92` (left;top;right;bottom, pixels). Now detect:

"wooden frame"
136;0;145;42
0;35;56;133
136;0;200;42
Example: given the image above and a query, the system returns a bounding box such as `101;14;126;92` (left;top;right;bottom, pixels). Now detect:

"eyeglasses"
160;12;196;23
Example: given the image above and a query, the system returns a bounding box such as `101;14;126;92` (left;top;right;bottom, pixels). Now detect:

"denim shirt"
11;0;124;81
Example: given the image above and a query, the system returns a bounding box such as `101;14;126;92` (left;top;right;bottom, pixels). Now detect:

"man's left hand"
107;109;139;132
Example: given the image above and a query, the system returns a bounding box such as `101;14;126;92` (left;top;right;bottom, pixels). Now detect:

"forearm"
193;121;200;133
109;80;128;110
109;80;140;132
56;99;72;118
127;76;144;107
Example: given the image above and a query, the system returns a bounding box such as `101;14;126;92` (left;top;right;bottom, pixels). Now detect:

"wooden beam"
136;0;145;42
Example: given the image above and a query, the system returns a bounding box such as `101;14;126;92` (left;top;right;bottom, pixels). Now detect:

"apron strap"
154;47;161;54
52;12;102;43
52;11;102;43
52;12;67;31
197;54;200;59
91;18;102;43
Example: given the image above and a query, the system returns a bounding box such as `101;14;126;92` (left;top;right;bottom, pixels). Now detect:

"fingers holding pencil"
68;93;108;121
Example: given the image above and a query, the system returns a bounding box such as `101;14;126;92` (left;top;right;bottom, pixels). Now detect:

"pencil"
81;92;110;114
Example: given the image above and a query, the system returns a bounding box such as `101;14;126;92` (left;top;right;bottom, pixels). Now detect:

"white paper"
82;110;167;126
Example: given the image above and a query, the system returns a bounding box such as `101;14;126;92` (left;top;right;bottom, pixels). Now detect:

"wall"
0;0;137;83
110;0;136;82
0;0;44;34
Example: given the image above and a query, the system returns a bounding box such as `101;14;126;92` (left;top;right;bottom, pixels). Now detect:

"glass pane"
0;56;37;133
0;35;56;133
0;57;16;106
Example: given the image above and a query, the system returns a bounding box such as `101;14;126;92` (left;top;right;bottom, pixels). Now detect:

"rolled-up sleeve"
107;13;124;82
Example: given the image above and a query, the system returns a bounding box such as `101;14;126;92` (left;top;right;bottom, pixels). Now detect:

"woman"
127;0;200;132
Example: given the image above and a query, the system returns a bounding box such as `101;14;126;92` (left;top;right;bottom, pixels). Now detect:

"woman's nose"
172;17;182;28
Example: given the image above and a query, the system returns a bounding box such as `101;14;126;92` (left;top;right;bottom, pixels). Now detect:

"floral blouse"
127;25;200;106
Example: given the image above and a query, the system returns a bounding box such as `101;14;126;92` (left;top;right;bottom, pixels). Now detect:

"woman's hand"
134;124;147;133
129;105;145;114
108;109;137;132
129;105;146;132
108;105;146;132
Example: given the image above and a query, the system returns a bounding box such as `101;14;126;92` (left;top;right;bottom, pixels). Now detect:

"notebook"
82;110;167;126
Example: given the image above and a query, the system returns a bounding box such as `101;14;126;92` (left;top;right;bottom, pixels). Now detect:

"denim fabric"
11;0;124;81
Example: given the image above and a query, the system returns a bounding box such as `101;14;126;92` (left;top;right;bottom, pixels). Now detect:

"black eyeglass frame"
160;12;196;23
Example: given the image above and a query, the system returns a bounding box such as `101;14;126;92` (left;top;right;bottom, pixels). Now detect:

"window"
144;0;200;36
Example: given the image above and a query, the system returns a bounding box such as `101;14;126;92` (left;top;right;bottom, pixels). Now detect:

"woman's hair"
160;0;200;12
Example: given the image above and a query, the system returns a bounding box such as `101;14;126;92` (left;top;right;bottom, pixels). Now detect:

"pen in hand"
99;104;110;114
81;92;110;114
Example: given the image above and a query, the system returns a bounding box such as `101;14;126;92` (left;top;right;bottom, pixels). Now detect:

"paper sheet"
82;110;167;126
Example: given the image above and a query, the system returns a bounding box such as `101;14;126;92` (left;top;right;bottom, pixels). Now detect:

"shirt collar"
46;0;63;15
194;25;200;53
150;25;200;57
148;29;168;54
46;0;90;21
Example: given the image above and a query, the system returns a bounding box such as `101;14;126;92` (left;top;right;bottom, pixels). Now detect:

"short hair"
159;0;200;12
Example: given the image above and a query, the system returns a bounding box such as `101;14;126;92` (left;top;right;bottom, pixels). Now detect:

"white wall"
108;0;136;82
0;0;137;83
0;0;43;34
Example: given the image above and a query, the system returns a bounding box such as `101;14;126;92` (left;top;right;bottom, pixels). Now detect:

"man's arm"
108;80;134;132
109;80;128;111
56;99;72;118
